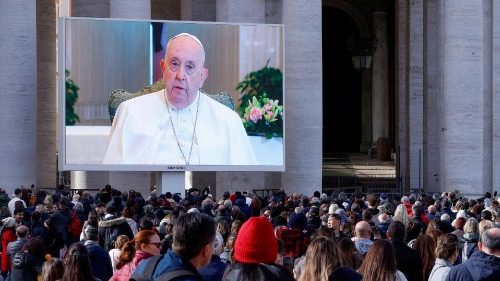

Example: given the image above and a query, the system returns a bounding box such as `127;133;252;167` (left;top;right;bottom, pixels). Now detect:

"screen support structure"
156;171;191;197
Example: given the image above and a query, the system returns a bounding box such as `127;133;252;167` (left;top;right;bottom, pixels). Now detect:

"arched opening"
323;7;362;154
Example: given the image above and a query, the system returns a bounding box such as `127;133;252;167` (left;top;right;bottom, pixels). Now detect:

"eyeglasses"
147;242;162;248
168;59;198;75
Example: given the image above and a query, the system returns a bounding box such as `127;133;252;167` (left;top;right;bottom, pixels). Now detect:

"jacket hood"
98;216;127;228
354;238;373;255
464;251;500;281
462;232;479;243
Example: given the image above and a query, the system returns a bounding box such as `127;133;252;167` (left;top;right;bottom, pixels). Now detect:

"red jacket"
1;227;17;272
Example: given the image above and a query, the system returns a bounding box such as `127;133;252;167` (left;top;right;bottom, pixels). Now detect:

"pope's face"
162;36;208;109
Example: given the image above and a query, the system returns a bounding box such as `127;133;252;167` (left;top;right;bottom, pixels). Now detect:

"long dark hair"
61;243;96;281
358;240;398;281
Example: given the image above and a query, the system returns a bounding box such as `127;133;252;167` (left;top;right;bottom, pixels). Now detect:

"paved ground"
323;153;396;177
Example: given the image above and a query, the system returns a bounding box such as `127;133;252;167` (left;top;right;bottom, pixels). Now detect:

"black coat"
391;239;423;281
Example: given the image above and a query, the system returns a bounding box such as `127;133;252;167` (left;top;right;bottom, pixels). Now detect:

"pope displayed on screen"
102;33;257;165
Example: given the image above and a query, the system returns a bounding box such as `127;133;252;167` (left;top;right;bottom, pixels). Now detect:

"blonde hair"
393;204;410;228
463;217;479;234
299;237;344;281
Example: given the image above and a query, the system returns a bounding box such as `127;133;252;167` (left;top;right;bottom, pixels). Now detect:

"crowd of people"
0;184;498;281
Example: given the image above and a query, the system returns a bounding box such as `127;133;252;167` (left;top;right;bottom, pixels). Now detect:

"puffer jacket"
448;251;500;281
97;216;134;251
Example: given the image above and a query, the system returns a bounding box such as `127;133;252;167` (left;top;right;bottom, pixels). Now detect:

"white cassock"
102;90;257;165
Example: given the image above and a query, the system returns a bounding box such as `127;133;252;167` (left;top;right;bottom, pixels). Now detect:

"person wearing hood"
460;218;480;262
97;205;134;251
1;217;17;278
448;227;500;281
288;207;307;231
351;221;373;263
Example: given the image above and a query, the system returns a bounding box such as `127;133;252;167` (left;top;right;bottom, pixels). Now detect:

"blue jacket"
84;240;113;281
448;251;500;281
135;250;201;281
199;255;227;281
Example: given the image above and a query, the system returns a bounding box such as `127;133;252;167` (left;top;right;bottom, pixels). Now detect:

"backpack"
12;251;29;269
130;254;202;281
68;210;83;237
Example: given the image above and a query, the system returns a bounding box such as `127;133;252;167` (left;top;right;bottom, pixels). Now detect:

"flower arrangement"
237;61;283;139
242;94;283;139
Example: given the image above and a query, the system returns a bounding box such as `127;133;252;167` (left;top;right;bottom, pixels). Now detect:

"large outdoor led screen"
58;17;285;172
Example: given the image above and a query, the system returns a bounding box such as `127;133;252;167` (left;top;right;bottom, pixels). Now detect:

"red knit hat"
234;216;278;264
229;194;236;203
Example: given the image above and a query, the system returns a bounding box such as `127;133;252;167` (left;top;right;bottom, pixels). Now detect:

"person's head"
172;212;215;269
161;33;208;109
234;216;278;264
386;220;406;241
463;217;479;234
114;235;130;250
42;258;64;281
300;236;344;281
358;240;397;281
135;230;161;256
327;213;341;230
84;226;99;242
62;243;94;281
479;227;500;256
435;234;459;263
13;208;24;223
116;230;160;269
478;220;494;238
14;188;22;197
16;225;29;239
354;221;371;239
139;217;154;231
428;205;437;214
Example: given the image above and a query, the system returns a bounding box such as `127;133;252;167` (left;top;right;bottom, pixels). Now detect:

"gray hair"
481;227;500;251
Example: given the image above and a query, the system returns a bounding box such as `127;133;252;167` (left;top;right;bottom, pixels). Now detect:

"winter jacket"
199;255;227;281
7;238;28;258
97;216;134;251
1;227;16;272
50;207;71;246
448;251;500;281
84;240;113;281
428;258;453;281
134;250;202;281
109;250;153;281
391;239;424;281
8;251;44;281
460;232;479;262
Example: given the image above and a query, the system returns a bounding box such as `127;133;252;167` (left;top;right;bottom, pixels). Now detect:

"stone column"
110;0;150;19
423;0;439;192
282;0;322;196
151;0;181;20
71;0;110;17
0;1;37;194
493;0;500;193
265;0;282;24
372;10;389;142
216;0;265;22
37;0;57;188
407;0;424;190
396;0;408;191
482;0;493;195
181;0;216;21
439;1;486;196
360;70;372;152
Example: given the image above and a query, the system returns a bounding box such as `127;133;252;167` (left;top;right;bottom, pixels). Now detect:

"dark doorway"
323;7;362;154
